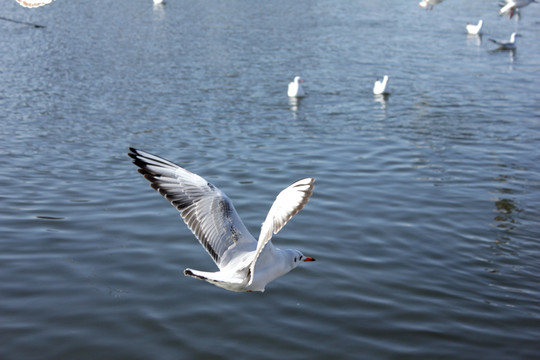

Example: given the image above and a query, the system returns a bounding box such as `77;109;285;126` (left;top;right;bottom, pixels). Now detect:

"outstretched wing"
248;177;315;285
16;0;55;8
499;2;514;15
128;148;255;269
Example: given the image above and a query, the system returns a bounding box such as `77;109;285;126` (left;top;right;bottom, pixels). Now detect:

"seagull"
419;0;444;10
16;0;164;7
128;148;316;292
288;76;305;98
489;32;520;50
500;0;537;18
15;0;55;7
466;20;483;35
373;75;389;95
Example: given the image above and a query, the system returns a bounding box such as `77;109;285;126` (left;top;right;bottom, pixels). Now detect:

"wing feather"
128;148;255;269
499;2;514;14
248;177;315;285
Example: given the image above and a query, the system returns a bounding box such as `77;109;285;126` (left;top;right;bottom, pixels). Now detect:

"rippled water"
1;0;539;359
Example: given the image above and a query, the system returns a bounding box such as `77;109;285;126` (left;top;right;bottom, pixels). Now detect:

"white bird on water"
16;0;164;7
419;0;444;10
373;75;389;95
500;0;537;18
15;0;54;7
489;32;520;50
288;76;305;98
466;20;483;35
128;148;316;292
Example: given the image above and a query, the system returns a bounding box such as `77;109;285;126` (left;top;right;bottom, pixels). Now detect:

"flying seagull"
128;148;316;292
499;0;537;18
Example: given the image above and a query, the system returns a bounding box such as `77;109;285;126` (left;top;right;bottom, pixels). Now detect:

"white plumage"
15;0;55;7
16;0;165;7
500;0;537;17
419;0;444;10
129;148;315;292
466;20;483;35
288;76;306;98
373;75;389;95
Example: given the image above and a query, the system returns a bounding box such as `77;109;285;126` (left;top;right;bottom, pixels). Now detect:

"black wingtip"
128;149;152;172
128;147;138;160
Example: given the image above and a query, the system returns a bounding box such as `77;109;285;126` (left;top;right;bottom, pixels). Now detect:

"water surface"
1;0;539;359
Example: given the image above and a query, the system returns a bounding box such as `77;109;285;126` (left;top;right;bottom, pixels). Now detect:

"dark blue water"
1;0;539;359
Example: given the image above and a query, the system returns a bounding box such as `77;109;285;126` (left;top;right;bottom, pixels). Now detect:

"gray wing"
129;148;256;269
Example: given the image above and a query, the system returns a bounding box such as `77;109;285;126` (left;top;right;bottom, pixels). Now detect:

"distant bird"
16;0;164;7
499;0;537;18
489;32;521;50
128;148;315;292
419;0;444;10
373;75;389;95
15;0;55;7
466;20;483;35
288;76;305;98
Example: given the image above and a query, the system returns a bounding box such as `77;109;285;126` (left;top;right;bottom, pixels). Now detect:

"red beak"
303;257;315;262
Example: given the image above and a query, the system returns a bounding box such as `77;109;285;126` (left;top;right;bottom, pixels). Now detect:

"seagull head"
289;250;315;268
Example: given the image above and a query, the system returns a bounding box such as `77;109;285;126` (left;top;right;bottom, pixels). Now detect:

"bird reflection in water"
374;93;389;112
288;96;302;118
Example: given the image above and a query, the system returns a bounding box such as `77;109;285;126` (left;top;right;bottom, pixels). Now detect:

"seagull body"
15;0;55;7
500;0;537;17
373;75;389;95
489;32;519;50
288;76;305;98
128;148;315;292
16;0;164;6
466;20;483;35
419;0;444;9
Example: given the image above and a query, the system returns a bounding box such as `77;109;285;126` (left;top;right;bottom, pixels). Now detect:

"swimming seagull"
15;0;55;7
466;20;483;35
373;75;389;95
489;32;520;50
288;76;305;98
419;0;444;10
500;0;537;18
128;148;316;292
16;0;163;6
